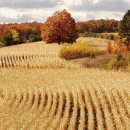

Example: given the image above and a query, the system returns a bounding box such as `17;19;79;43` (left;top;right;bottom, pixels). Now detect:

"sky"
0;0;130;23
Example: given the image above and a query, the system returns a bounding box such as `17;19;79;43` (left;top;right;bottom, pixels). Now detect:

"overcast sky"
0;0;130;23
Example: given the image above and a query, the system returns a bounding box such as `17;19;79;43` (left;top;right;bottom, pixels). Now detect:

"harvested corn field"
0;41;130;130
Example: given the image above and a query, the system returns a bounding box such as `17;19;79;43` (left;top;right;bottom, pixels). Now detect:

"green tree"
120;10;130;42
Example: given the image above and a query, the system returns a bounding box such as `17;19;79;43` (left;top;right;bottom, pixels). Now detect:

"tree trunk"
58;36;61;45
58;41;60;45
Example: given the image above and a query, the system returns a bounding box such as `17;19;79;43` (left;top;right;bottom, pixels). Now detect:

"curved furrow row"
89;87;105;130
84;89;95;130
68;91;78;130
7;56;12;67
13;56;17;67
47;92;65;130
14;55;19;67
39;91;53;117
0;88;129;129
94;88;107;130
81;90;88;130
8;56;12;67
23;88;35;110
18;90;28;109
10;56;15;67
124;90;130;101
37;92;59;130
112;89;130;129
96;88;115;130
57;92;73;130
3;89;41;129
22;91;52;130
2;57;6;68
10;89;46;130
105;90;124;130
77;90;87;130
0;56;2;67
6;91;16;108
12;90;23;109
38;90;47;112
15;55;21;67
0;90;24;129
30;89;41;111
118;90;130;119
4;57;8;68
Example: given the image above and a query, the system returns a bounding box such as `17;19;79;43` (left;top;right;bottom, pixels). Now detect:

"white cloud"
0;0;129;23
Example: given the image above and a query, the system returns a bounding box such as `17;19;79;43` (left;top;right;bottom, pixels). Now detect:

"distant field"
0;37;129;130
77;37;113;50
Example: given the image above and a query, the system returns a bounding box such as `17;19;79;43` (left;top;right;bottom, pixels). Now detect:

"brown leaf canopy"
41;10;78;44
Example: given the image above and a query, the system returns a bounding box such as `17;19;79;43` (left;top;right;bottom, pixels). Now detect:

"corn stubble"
0;42;130;130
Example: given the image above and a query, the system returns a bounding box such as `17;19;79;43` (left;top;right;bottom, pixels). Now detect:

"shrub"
107;53;128;70
106;40;129;55
29;34;37;42
113;40;128;54
107;42;113;54
1;32;13;46
59;42;105;59
29;34;42;42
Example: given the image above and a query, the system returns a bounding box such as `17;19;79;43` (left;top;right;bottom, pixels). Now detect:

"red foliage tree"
41;10;78;44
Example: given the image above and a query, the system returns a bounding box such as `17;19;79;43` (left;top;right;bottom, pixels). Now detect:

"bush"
107;42;113;54
29;34;37;42
59;42;105;59
28;34;42;42
106;40;129;55
113;40;128;54
107;53;128;70
1;32;13;46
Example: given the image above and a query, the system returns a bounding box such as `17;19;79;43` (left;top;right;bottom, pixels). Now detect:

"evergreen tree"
120;10;130;42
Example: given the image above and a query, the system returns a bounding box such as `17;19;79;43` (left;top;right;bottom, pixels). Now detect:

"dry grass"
59;42;105;60
0;38;129;130
77;37;113;50
0;41;82;69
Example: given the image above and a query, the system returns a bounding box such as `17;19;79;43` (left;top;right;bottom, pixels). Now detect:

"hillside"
0;38;130;130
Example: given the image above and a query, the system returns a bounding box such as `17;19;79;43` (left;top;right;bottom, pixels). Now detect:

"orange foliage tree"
41;10;78;44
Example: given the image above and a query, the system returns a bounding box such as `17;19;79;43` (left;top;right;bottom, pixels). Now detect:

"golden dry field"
0;38;130;130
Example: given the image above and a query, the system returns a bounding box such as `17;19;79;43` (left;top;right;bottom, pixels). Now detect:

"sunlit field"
0;38;130;130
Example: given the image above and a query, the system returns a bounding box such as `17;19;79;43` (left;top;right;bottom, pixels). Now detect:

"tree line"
0;9;130;47
0;19;119;46
77;19;120;33
0;22;42;46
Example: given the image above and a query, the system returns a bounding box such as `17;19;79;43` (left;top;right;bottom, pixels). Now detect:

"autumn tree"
41;10;78;44
120;9;130;42
11;29;19;43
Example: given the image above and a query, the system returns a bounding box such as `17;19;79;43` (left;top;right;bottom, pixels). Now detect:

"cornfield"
0;41;130;130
